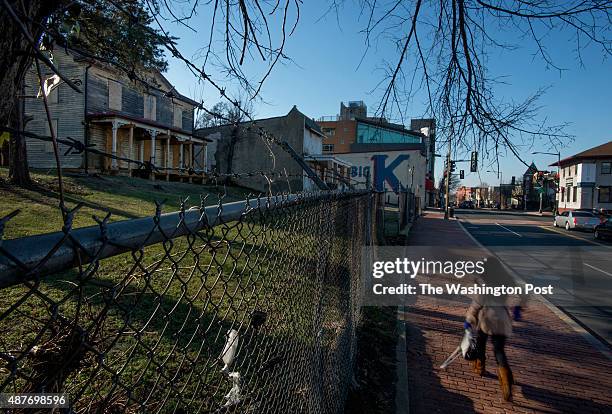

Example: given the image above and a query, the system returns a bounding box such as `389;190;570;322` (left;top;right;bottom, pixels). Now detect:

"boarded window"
173;105;183;128
144;94;157;120
599;186;611;203
108;80;122;111
44;119;59;153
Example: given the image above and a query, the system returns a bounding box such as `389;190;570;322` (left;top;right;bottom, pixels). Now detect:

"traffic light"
511;176;515;185
460;170;465;179
470;151;478;172
450;161;456;173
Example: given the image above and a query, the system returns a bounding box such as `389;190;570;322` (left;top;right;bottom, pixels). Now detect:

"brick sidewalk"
401;212;612;413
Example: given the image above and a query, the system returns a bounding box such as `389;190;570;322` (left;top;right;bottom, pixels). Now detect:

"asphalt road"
453;208;612;347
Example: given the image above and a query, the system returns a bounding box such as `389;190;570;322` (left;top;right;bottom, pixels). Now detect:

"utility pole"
499;172;503;210
444;145;451;219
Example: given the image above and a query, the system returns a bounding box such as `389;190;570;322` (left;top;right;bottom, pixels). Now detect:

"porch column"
179;143;184;171
150;130;157;166
166;134;171;181
150;130;157;181
111;121;118;170
128;125;134;176
139;138;144;162
189;141;194;183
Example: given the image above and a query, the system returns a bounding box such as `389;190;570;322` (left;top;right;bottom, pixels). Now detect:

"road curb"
456;218;612;361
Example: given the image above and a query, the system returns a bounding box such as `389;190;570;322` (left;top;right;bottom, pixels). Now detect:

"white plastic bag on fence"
221;329;239;374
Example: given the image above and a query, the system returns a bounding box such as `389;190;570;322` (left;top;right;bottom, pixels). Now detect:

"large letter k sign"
371;154;409;192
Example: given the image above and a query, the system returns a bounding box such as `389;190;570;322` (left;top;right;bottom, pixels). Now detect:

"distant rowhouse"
551;141;612;213
24;48;206;181
196;106;352;193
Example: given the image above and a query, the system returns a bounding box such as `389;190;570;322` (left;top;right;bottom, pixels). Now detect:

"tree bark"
1;1;64;186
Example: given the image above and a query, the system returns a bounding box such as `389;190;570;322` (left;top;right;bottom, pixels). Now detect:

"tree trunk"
1;1;64;186
8;90;30;185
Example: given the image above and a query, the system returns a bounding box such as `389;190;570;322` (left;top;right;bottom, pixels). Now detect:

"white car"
553;211;600;231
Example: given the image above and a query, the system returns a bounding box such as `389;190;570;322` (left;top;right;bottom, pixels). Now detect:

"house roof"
523;162;538;176
195;105;325;137
354;116;426;139
87;112;211;142
71;47;199;108
550;141;612;167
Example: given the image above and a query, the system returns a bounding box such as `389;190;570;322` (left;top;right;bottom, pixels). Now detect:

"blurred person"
463;257;521;402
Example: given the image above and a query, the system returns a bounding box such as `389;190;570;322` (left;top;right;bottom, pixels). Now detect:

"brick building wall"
317;120;356;154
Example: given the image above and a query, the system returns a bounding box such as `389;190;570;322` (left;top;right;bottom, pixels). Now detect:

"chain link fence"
0;189;375;413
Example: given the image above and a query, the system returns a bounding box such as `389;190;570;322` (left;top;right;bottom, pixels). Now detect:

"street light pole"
499;172;503;210
444;146;451;219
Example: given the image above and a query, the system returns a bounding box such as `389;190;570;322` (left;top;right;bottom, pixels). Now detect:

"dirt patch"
344;306;397;414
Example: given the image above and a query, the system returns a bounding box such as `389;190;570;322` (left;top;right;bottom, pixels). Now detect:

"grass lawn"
0;168;252;239
0;169;367;412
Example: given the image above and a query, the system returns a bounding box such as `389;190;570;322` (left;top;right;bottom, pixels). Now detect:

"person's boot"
472;359;485;376
497;366;513;401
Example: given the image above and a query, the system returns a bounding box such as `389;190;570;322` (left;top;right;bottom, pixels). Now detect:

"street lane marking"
457;219;612;360
495;222;522;237
540;226;612;248
584;263;612;277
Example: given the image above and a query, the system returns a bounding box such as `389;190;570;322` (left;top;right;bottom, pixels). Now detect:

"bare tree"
1;0;300;186
195;97;254;129
352;0;611;168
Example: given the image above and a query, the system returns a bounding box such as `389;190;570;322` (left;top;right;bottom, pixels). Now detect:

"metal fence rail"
0;190;373;413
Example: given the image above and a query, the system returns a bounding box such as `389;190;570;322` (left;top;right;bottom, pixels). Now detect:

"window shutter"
173;105;183;128
144;94;157;120
108;80;122;111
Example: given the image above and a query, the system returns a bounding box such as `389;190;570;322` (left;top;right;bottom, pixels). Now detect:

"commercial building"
196;106;351;193
551;141;612;213
317;101;436;205
339;143;428;206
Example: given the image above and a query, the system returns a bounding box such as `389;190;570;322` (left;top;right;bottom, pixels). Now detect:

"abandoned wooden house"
24;48;208;182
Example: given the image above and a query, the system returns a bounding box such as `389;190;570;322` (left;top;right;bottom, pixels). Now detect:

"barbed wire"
2;126;363;188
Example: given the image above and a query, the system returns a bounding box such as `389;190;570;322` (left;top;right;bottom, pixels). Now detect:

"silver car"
554;211;601;231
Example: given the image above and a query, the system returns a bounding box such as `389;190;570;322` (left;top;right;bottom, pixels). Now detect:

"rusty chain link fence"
0;189;375;413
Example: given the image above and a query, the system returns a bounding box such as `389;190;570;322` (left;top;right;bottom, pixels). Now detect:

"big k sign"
371;154;410;192
344;151;422;193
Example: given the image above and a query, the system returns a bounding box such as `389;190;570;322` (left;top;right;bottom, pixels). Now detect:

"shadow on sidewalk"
405;322;476;413
520;383;612;413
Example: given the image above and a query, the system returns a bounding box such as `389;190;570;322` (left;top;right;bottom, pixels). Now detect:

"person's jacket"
466;295;512;337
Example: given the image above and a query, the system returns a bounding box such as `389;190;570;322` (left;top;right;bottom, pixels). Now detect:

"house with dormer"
24;48;207;182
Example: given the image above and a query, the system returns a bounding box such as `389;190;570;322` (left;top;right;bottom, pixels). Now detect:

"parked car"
553;211;600;231
459;200;475;209
594;218;612;240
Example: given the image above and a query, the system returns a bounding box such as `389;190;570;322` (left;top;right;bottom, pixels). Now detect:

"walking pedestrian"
464;294;514;401
463;256;521;402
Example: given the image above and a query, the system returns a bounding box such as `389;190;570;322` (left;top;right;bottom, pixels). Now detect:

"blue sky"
161;1;611;188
